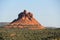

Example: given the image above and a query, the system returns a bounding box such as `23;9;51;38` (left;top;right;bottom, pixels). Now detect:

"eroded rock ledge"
12;10;33;23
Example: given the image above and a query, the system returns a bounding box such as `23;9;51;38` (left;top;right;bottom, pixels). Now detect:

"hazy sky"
0;0;60;28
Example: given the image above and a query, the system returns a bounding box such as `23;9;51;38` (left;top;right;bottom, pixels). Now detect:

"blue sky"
0;0;60;28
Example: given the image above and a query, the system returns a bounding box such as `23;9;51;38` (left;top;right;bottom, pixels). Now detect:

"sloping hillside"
0;22;10;27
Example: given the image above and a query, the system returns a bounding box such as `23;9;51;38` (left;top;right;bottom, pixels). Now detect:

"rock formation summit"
5;10;44;29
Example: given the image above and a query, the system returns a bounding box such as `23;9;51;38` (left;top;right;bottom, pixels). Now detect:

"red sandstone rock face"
5;10;45;30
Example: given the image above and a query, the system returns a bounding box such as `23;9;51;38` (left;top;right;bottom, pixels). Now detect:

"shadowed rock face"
11;10;33;23
5;10;45;30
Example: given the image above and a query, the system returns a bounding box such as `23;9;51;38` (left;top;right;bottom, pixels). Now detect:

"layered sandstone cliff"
5;10;44;29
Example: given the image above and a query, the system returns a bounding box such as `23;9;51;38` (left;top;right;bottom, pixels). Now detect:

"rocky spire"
5;10;45;30
11;10;33;23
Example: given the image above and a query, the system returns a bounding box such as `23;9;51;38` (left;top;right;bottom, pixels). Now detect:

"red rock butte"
5;10;45;30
